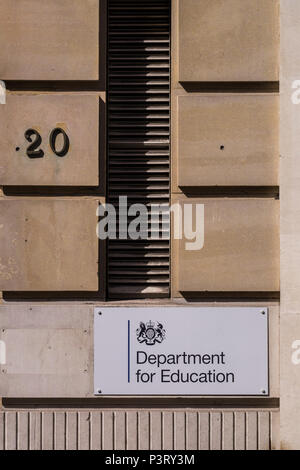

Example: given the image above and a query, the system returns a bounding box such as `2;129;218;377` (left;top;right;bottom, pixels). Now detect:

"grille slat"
107;0;171;299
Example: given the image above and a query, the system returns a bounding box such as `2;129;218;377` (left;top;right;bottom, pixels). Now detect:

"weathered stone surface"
0;0;99;80
174;197;279;292
178;0;279;82
0;94;100;186
176;94;279;187
0;198;99;291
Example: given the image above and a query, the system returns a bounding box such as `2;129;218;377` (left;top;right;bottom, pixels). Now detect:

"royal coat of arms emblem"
136;320;166;346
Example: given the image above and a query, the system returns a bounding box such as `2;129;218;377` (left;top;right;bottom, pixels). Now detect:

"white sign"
94;307;269;396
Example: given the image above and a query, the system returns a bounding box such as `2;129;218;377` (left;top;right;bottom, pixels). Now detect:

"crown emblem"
136;320;166;346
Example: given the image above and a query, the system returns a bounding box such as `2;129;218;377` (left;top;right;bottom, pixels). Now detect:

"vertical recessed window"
107;0;171;299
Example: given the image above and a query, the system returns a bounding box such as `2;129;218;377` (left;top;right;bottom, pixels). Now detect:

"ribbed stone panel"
0;409;278;450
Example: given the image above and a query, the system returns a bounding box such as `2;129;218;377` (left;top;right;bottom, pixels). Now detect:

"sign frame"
94;307;269;397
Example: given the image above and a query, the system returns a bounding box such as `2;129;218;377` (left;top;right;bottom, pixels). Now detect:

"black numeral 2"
25;129;44;159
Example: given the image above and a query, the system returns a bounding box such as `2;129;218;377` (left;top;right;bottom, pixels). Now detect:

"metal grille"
107;0;171;299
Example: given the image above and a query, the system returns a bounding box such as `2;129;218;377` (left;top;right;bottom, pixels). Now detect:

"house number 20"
20;128;70;159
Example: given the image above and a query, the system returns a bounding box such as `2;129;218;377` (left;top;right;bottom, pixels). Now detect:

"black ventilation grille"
107;0;171;299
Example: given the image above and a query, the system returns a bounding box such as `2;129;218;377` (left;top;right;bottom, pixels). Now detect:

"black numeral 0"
25;129;44;159
50;128;70;157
